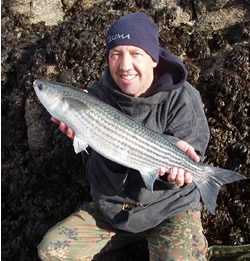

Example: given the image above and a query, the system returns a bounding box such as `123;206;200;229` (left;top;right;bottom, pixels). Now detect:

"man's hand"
51;117;75;140
158;140;200;187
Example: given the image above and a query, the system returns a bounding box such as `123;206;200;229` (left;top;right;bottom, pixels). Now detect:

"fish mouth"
34;80;45;91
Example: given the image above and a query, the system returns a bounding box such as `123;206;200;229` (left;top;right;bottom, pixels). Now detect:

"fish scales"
83;103;170;166
86;101;192;170
89;106;200;176
88;107;186;171
33;79;247;215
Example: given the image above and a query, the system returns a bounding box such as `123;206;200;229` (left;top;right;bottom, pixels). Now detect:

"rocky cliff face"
2;0;250;260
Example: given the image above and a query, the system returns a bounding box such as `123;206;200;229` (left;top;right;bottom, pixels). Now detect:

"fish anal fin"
140;169;159;192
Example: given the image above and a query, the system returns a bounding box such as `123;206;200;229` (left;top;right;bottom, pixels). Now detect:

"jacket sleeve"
164;82;210;161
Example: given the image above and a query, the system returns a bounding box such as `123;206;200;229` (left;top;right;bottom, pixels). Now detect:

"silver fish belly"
33;79;247;214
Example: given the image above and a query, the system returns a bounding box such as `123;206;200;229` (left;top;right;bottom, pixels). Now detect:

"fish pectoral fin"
63;98;89;111
73;136;89;154
140;169;159;192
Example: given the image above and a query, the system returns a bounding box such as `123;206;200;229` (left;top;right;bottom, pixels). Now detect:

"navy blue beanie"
106;12;159;63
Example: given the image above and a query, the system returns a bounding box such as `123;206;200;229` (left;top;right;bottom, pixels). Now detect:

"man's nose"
119;54;133;71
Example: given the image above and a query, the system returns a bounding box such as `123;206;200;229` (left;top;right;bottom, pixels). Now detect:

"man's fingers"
167;167;193;186
176;140;200;163
158;167;167;176
51;116;60;124
51;117;68;134
167;167;178;182
51;117;75;140
175;168;185;187
66;127;75;139
185;146;200;163
58;121;67;134
184;172;193;184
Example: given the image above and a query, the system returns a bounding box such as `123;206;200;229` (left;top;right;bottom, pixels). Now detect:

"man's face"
108;45;157;97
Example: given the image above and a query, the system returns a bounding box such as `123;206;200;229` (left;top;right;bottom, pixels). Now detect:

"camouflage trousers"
38;202;208;261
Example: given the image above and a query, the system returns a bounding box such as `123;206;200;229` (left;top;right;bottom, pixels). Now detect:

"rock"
10;0;64;26
1;0;250;260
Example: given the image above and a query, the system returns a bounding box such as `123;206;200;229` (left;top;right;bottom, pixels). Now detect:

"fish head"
33;79;77;123
33;79;90;127
33;80;62;108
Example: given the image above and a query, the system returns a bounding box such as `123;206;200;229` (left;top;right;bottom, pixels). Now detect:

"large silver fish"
33;79;246;214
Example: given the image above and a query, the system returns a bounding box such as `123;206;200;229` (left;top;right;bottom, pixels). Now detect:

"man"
38;12;210;260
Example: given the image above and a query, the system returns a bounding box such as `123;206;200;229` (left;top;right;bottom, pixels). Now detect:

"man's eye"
133;52;142;56
109;53;119;58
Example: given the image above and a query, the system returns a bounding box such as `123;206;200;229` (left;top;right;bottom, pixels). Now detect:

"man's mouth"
120;74;136;81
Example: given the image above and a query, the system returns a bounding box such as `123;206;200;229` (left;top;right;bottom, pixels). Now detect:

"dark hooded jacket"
84;47;210;233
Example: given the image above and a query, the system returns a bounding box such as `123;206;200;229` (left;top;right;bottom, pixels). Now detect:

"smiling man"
108;45;158;97
106;13;159;97
38;12;210;261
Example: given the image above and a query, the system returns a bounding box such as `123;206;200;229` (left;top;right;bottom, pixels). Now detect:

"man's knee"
37;226;70;260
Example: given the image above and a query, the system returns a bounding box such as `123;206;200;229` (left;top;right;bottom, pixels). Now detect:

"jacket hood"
151;47;188;94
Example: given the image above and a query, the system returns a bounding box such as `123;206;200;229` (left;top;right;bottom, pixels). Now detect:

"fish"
33;79;247;214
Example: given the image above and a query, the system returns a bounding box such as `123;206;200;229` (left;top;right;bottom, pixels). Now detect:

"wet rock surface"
1;0;250;260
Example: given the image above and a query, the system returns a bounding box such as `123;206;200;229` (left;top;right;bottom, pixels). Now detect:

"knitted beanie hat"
106;12;159;63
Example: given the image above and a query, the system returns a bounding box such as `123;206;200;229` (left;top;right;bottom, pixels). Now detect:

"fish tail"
195;163;246;214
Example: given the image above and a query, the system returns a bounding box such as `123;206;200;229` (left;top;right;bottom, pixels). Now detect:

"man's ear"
153;61;158;68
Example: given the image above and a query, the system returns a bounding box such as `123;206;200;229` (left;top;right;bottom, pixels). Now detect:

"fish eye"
37;83;44;91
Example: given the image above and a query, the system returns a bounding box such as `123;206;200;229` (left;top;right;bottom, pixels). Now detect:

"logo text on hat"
107;34;131;43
